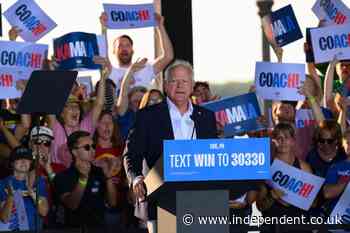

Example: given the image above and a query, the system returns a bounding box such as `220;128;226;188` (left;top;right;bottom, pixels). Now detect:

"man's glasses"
75;144;96;151
34;140;51;147
318;138;336;145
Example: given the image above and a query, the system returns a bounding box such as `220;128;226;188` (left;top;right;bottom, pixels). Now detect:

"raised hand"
9;26;22;41
154;13;164;27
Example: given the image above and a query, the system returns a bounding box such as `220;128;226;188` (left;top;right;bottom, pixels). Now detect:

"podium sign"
163;138;270;182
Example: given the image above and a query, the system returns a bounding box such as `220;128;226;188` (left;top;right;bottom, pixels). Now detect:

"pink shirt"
51;111;94;168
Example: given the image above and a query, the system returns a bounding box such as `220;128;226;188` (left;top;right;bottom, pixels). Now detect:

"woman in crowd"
323;129;350;220
306;120;346;219
46;64;108;168
257;123;313;233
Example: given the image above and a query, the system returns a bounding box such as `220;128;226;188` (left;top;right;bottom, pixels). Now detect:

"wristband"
47;172;56;181
78;178;88;188
308;96;316;104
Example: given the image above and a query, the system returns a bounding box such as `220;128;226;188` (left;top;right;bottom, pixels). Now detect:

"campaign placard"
202;93;263;136
0;67;31;99
310;23;350;64
4;0;57;42
255;62;305;101
0;40;48;71
270;5;303;47
77;76;93;98
330;183;350;224
295;109;317;128
53;32;101;70
270;159;325;210
103;3;155;29
163;138;270;182
312;0;350;26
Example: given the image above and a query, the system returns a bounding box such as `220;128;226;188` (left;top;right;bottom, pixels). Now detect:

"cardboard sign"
255;62;305;101
295;109;317;128
312;0;350;26
0;4;2;37
270;5;303;47
310;23;350;64
163;138;270;182
330;183;350;224
53;32;101;70
202;93;263;136
103;3;155;29
270;159;325;210
0;67;31;99
77;76;93;98
0;40;48;71
4;0;57;42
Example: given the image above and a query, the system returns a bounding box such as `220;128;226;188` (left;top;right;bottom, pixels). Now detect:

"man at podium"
123;59;217;233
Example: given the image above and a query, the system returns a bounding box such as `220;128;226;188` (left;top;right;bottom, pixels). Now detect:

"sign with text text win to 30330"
163;138;270;182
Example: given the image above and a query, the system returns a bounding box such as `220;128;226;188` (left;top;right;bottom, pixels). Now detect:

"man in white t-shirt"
100;13;174;90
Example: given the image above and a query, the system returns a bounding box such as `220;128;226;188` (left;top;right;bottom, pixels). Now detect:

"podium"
144;138;270;233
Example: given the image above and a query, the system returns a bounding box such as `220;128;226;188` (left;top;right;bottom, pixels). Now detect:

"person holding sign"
47;60;109;168
99;12;174;90
123;60;217;233
323;129;350;217
257;123;313;233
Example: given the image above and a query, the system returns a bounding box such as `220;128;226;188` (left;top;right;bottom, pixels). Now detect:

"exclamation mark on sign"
0;74;13;87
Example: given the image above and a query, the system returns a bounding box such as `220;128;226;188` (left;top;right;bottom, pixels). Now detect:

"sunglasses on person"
75;144;96;151
33;140;51;147
318;138;336;145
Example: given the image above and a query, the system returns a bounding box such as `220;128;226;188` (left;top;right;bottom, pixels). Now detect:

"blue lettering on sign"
111;9;150;22
259;72;300;88
15;4;46;36
272;170;314;198
319;33;350;51
320;0;348;24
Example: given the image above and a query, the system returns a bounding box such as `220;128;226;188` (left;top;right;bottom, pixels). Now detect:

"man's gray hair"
164;59;194;83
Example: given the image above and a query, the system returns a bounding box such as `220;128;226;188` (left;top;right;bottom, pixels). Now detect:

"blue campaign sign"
270;4;303;47
202;93;263;137
163;138;271;182
53;32;101;70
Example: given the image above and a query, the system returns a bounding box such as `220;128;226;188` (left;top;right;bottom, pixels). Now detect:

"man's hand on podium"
133;176;146;201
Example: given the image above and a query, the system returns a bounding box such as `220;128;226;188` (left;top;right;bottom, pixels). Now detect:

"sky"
1;0;349;84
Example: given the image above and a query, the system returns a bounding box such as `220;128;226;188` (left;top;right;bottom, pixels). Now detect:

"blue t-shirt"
324;160;350;212
0;176;47;231
116;109;136;140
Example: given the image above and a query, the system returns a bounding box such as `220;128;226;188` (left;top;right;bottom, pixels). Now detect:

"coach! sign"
4;0;57;42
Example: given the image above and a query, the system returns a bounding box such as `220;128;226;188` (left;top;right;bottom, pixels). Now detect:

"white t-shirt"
108;63;155;91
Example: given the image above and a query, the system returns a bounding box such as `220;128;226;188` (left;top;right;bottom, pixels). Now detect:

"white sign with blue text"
310;23;350;64
163;138;270;182
0;67;31;99
255;62;305;101
4;0;57;42
330;183;350;224
0;40;48;71
270;159;325;210
312;0;350;26
103;3;155;29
